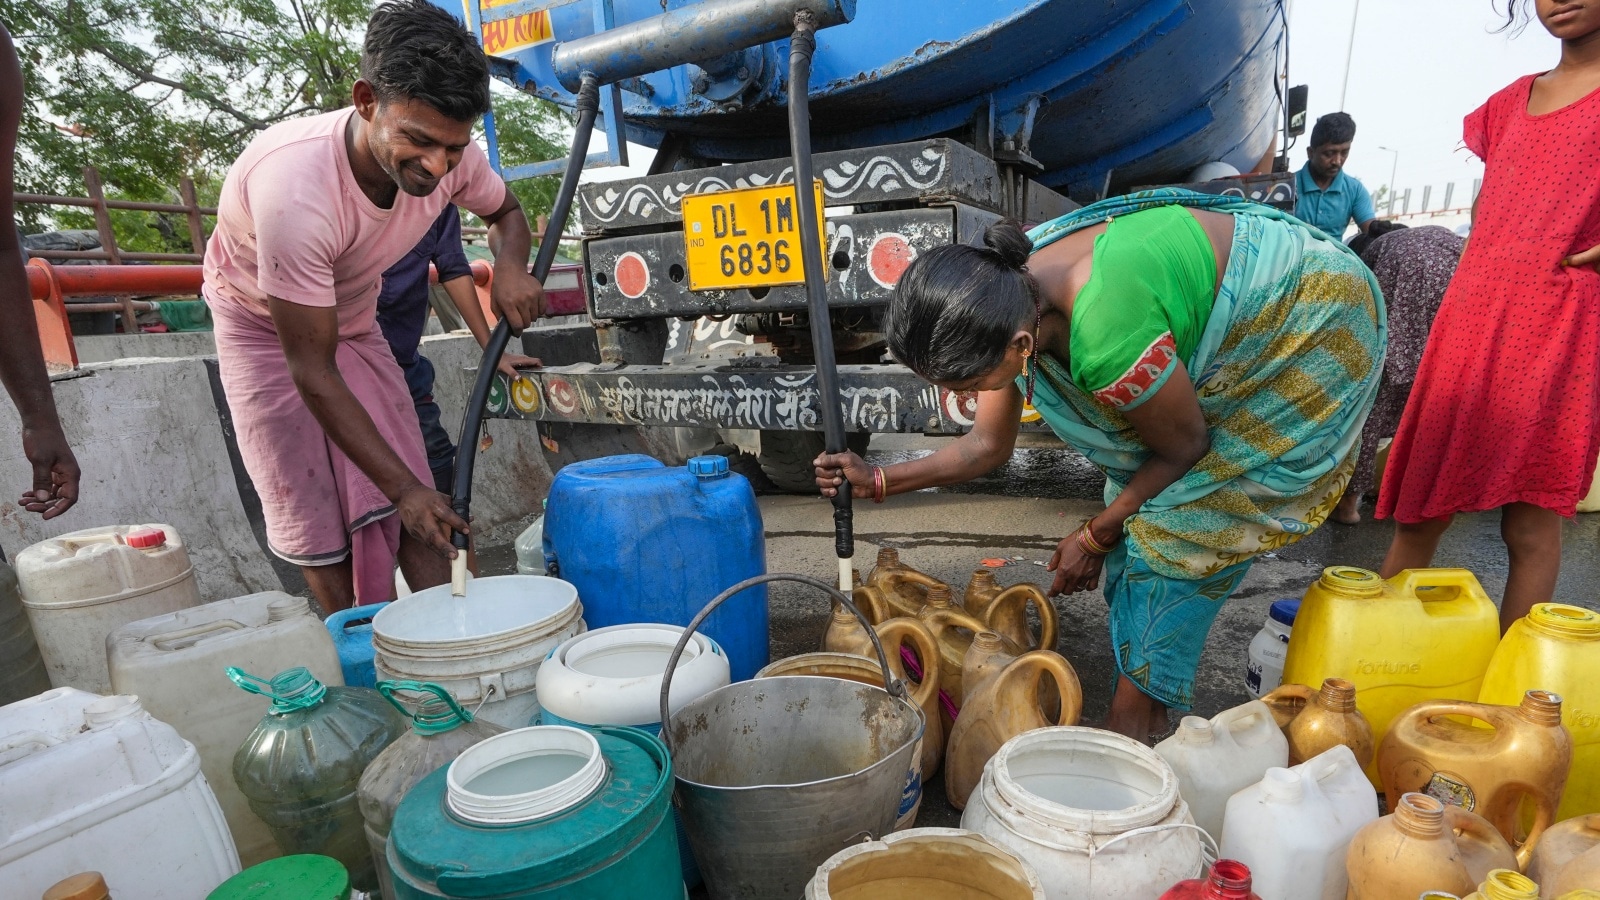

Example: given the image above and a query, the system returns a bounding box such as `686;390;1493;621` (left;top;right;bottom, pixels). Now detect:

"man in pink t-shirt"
204;0;543;612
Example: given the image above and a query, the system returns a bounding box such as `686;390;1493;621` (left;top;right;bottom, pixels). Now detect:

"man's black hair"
1310;112;1356;148
362;0;491;122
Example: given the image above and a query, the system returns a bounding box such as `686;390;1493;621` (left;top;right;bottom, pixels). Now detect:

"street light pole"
1377;145;1399;216
1339;0;1362;110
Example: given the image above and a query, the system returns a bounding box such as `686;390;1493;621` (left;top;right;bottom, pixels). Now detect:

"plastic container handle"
998;651;1084;726
988;584;1059;652
877;617;942;711
1261;682;1314;728
377;680;474;731
326;604;383;633
1092;821;1219;867
1390;568;1481;599
0;731;64;767
659;572;909;755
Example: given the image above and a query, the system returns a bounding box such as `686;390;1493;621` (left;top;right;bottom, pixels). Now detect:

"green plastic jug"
230;666;407;893
206;854;351;900
359;681;505;900
386;725;683;898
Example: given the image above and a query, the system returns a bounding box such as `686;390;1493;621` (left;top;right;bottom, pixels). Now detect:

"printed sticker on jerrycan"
681;180;827;291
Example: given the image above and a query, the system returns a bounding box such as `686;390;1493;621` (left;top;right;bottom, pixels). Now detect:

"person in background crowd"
1378;0;1600;632
376;203;538;495
0;24;78;522
1294;112;1376;241
1332;222;1465;525
202;0;543;614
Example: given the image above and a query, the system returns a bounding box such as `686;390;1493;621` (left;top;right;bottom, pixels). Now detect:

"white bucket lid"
537;624;730;727
373;576;580;650
446;725;608;824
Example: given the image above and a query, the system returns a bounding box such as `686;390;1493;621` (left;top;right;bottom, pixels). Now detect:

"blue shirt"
1294;166;1376;240
376;205;473;366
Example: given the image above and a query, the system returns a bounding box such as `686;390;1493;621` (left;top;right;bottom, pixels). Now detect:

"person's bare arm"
1047;364;1209;595
480;187;543;330
268;297;467;557
441;274;539;379
815;384;1023;497
0;24;78;519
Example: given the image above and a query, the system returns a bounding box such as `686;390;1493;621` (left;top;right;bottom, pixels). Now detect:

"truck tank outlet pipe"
449;74;602;592
551;0;855;93
786;10;853;588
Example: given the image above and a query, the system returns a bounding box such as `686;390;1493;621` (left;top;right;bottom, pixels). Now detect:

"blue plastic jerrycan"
324;602;390;689
544;455;768;681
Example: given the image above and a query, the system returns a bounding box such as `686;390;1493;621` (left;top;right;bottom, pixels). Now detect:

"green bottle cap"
206;855;349;900
227;666;327;714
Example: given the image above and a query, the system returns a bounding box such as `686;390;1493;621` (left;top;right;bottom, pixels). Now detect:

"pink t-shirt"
203;108;506;339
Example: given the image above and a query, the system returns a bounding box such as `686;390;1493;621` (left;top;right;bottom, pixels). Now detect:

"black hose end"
832;500;853;559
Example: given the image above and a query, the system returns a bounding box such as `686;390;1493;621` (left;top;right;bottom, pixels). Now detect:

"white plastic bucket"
537;624;729;731
372;576;584;729
0;688;239;898
446;726;608;824
961;726;1207;900
15;524;202;693
805;827;1046;899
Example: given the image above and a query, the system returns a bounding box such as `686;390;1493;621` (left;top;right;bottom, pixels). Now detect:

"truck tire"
758;431;871;494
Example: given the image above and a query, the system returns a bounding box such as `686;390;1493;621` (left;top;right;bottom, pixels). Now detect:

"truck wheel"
758;431;871;494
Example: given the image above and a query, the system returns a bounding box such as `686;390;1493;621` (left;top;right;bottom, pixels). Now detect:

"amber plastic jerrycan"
1378;690;1573;867
943;649;1082;810
1479;603;1600;821
1345;792;1517;900
962;569;1059;653
1526;815;1600;898
865;548;946;619
1282;566;1500;782
1263;678;1375;768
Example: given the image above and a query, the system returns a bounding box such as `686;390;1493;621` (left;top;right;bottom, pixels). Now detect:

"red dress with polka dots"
1378;74;1600;522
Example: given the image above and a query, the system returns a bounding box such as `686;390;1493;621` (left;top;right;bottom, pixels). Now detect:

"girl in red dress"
1378;0;1600;631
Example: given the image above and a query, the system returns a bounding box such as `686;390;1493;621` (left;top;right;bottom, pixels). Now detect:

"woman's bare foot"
1332;493;1361;525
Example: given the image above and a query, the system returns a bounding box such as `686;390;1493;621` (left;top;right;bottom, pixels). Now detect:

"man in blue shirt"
377;204;538;493
1294;112;1377;241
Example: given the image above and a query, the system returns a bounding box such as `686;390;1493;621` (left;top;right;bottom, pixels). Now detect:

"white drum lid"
446;726;607;824
374;576;580;647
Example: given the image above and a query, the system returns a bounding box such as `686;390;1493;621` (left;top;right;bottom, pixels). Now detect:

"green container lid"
389;726;674;897
207;855;350;900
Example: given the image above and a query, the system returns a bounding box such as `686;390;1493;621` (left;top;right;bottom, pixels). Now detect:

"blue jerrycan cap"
688;455;730;480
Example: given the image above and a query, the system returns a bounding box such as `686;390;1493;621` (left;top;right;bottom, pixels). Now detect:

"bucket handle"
658;572;909;755
1092;821;1219;868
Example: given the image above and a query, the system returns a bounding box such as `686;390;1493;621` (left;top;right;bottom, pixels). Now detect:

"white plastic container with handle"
1154;699;1288;841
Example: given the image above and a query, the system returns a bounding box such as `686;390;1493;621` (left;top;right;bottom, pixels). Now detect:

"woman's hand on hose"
814;451;875;499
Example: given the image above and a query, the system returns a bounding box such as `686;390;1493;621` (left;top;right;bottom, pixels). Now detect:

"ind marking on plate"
681;181;827;292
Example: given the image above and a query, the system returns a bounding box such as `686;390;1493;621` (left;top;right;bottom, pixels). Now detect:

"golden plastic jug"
962;570;1060;653
1478;603;1600;821
943;649;1082;811
1345;792;1517;900
1282;566;1501;782
917;584;1007;708
1526;815;1600;898
1378;691;1573;867
1264;679;1375;768
1463;870;1541;900
866;548;946;619
962;631;1020;705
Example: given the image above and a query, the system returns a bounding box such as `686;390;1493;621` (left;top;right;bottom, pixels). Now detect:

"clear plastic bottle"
358;681;504;900
230;667;407;893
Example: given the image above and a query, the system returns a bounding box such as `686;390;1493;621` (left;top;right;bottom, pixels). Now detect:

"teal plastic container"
387;726;683;899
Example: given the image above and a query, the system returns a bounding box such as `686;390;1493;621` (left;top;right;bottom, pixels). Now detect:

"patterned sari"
1025;190;1386;708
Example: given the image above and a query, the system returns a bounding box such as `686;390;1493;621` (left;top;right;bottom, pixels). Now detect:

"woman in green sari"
815;190;1386;740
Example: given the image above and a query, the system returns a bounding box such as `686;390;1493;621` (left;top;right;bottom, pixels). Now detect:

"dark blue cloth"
399;354;457;493
376;205;472;366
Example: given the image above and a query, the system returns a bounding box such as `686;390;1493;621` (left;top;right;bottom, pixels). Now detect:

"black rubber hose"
450;75;602;553
787;12;853;563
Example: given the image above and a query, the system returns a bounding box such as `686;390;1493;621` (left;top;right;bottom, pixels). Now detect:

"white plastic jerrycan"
1154;699;1288;841
1219;744;1378;900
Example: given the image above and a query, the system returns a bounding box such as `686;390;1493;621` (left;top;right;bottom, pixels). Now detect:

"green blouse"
1063;204;1219;410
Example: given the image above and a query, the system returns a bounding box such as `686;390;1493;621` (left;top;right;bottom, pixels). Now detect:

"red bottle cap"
125;527;167;549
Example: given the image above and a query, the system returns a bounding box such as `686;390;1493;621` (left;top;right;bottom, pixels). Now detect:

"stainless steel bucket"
660;573;926;899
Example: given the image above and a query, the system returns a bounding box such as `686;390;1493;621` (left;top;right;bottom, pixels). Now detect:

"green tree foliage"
4;0;568;251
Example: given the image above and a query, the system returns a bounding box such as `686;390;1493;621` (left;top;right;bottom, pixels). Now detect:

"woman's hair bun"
982;219;1032;271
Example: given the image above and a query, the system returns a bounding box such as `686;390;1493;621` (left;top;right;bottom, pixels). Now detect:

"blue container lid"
389;726;672;895
1269;599;1301;627
688;455;729;479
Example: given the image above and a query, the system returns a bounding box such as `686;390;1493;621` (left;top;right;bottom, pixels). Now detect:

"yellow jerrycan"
1378;690;1573;868
1478;603;1600;821
1526;815;1600;898
1345;792;1517;900
1262;678;1375;768
1463;870;1542;900
943;649;1082;811
866;548;946;619
1282;566;1500;782
961;569;1059;654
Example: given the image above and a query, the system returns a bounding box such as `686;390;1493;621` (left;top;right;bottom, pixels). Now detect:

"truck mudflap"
481;361;1054;434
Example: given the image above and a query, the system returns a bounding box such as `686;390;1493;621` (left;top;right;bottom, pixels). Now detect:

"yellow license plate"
681;181;826;291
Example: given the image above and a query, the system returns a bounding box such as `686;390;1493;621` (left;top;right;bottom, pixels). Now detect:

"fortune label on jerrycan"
1377;690;1573;868
1344;793;1517;900
1154;700;1289;841
943;647;1083;811
866;548;947;619
1282;566;1501;784
1478;603;1600;820
1260;678;1375;768
1525;815;1600;897
1159;859;1263;900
